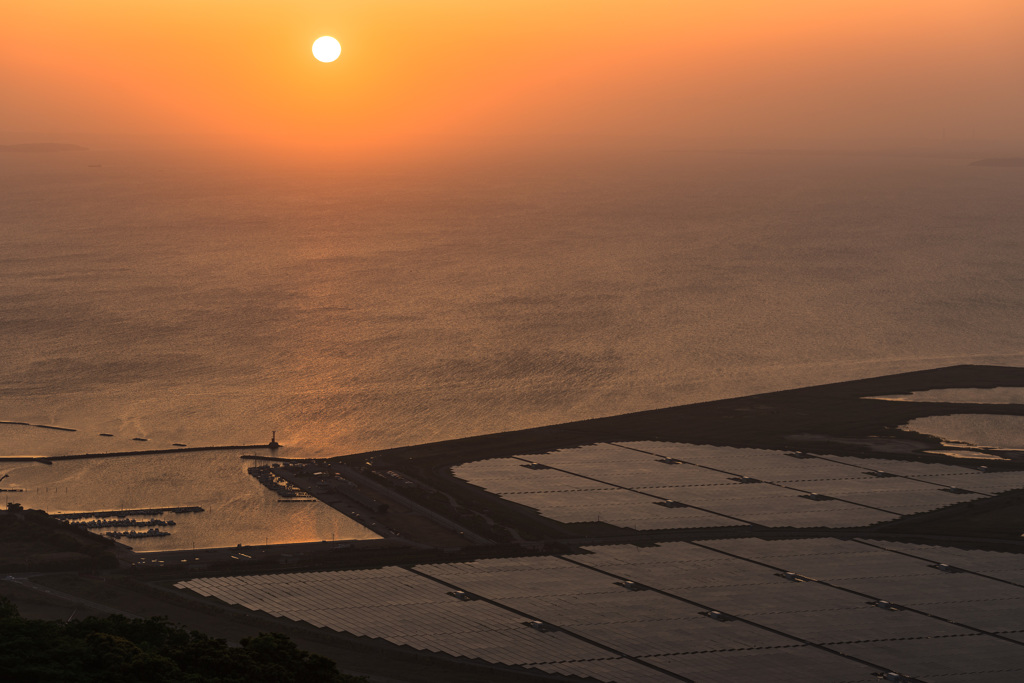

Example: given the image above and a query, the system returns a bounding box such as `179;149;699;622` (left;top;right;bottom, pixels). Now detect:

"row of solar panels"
178;537;1024;682
452;442;1024;529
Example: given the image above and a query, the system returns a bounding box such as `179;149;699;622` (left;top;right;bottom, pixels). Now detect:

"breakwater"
0;421;76;431
0;443;281;464
47;443;279;461
239;454;311;462
71;518;176;529
54;506;204;519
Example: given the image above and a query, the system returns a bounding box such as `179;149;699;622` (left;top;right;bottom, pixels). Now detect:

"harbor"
51;506;206;544
0;443;376;551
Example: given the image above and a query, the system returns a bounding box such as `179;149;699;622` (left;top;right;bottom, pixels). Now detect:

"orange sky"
2;0;1022;154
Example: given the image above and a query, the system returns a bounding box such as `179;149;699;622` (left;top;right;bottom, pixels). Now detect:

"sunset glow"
1;1;1021;155
4;2;1024;680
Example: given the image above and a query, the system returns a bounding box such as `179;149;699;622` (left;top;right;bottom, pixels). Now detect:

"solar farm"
177;537;1024;682
159;368;1024;682
451;442;1024;531
173;436;1024;682
11;367;1024;682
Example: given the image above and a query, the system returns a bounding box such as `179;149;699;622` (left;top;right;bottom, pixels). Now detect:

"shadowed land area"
0;596;364;683
0;506;127;573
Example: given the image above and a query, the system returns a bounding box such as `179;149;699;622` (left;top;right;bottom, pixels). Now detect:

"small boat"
172;443;187;447
132;437;148;442
99;433;114;437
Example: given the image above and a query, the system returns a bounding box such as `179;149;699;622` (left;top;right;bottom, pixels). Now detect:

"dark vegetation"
0;596;365;683
0;507;121;572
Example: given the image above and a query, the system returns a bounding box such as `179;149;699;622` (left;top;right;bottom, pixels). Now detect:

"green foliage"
0;609;366;683
6;502;23;511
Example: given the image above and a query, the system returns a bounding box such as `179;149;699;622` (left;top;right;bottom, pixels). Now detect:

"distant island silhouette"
0;142;88;153
970;157;1024;167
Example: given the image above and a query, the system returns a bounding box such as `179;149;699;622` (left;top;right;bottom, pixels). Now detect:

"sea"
2;148;1022;547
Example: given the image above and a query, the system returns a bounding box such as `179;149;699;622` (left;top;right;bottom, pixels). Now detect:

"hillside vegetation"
0;508;121;572
0;597;365;683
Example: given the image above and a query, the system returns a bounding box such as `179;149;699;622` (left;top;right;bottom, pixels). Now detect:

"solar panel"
911;472;1024;494
643;646;881;683
821;455;975;477
532;657;678;683
838;573;1021;605
176;522;1024;682
454;441;1000;529
572;615;795;656
841;635;1024;679
909;597;1024;633
754;606;971;644
682;580;865;615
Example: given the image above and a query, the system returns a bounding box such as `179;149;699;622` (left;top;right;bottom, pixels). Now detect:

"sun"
312;36;341;63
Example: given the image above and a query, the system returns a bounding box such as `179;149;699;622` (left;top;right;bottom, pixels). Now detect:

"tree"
0;608;368;682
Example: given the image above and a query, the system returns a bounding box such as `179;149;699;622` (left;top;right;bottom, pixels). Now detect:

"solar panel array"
177;538;1024;682
452;441;1024;530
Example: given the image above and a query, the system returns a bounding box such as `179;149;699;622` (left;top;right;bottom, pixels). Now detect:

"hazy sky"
2;0;1022;154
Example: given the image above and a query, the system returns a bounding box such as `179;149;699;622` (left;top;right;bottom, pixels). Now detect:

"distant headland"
970;157;1024;167
0;142;88;153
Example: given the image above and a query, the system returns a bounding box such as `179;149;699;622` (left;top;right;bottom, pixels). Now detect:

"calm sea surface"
1;150;1022;544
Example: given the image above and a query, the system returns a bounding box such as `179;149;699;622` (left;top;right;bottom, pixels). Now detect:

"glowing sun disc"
312;36;341;63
